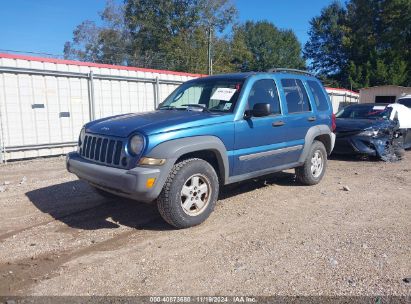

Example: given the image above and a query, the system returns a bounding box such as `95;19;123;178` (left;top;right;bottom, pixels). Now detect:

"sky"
0;0;334;58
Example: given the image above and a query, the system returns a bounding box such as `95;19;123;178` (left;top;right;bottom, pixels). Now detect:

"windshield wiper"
158;105;176;110
181;104;210;113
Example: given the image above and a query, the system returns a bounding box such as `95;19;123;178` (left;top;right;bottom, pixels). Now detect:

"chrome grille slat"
85;136;92;158
114;141;122;165
107;140;115;164
95;138;102;161
80;134;125;167
90;137;97;159
100;138;108;162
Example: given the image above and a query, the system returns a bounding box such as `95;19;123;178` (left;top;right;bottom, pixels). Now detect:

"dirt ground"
0;153;410;296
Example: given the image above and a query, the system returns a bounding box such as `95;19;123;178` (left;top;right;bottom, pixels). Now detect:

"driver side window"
248;79;281;115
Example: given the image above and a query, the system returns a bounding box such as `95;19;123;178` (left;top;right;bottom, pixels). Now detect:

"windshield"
336;104;391;119
159;79;244;113
398;98;411;108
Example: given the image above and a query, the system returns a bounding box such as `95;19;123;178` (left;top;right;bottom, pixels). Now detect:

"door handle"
307;116;317;122
272;121;285;127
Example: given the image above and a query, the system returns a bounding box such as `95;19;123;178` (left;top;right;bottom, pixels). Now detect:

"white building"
359;85;411;104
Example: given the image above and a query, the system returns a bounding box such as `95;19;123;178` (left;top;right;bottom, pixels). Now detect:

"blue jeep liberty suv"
67;70;336;228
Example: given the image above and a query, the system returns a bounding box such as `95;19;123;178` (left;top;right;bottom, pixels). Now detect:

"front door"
233;78;301;176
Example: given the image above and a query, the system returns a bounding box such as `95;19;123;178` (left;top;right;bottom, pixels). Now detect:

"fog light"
139;157;166;166
146;178;156;188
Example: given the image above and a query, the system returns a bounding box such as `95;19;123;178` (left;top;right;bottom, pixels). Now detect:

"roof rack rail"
268;68;314;76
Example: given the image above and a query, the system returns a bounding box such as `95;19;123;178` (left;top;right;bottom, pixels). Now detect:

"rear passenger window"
307;80;330;111
281;79;311;113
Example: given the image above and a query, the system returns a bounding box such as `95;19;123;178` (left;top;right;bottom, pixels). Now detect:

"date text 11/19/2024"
149;296;257;303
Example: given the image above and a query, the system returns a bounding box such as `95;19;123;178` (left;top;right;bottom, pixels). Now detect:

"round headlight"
358;129;379;137
129;134;144;155
79;127;86;145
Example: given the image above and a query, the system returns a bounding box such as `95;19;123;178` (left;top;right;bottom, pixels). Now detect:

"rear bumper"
330;132;336;153
66;152;166;203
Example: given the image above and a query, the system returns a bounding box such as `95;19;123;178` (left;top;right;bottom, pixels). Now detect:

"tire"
295;140;327;185
157;158;219;229
93;187;119;199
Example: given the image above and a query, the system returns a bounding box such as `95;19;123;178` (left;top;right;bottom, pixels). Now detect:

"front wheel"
295;140;327;185
157;158;219;229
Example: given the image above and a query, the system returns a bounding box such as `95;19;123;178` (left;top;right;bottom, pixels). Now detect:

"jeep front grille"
80;134;124;167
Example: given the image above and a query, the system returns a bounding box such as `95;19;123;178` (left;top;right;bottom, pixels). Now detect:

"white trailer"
325;87;359;113
0;53;201;162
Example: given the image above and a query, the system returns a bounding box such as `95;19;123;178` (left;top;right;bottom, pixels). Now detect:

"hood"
335;118;393;132
85;110;228;137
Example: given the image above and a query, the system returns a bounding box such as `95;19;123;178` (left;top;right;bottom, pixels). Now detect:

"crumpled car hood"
336;118;404;162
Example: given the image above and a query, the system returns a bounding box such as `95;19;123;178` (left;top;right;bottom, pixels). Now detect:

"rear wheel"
295;140;327;185
157;158;219;229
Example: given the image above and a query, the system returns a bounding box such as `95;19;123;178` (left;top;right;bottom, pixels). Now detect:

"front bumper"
333;135;387;156
66;152;167;203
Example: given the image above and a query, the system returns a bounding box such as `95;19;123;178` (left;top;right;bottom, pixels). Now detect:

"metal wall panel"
325;88;359;113
0;54;198;162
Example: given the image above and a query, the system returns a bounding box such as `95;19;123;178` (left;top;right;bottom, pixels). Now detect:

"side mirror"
244;109;252;119
252;103;271;117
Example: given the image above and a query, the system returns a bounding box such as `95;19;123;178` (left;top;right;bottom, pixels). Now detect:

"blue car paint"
230;73;331;175
84;72;332;178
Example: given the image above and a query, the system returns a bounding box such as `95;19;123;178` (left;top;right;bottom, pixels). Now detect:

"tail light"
331;113;336;132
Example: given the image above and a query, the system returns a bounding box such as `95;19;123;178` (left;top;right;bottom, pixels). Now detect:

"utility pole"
207;27;213;75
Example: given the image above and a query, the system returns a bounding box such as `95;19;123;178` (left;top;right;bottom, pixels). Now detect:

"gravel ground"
0;153;410;296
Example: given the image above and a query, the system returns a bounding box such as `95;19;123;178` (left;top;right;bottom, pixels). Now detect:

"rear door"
277;77;316;152
305;79;332;127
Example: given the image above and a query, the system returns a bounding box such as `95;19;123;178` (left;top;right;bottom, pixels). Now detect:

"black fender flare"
298;125;333;163
146;136;230;184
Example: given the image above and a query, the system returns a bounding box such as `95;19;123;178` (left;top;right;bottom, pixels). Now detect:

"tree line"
64;0;411;89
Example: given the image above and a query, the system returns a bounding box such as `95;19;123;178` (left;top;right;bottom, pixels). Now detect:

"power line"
0;49;65;59
0;48;209;73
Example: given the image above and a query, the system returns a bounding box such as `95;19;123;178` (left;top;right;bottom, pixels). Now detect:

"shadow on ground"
25;180;171;231
219;171;300;199
329;153;381;163
26;171;299;231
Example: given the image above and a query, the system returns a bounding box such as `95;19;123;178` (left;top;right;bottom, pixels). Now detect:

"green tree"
303;1;347;79
139;0;237;73
124;0;199;67
345;0;411;88
65;0;237;73
124;0;237;71
64;0;130;65
232;21;305;72
305;0;411;89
